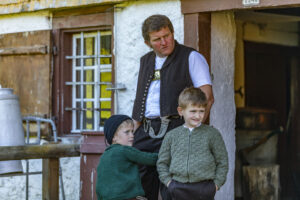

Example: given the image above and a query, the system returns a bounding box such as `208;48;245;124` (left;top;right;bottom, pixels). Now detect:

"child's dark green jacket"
96;144;158;200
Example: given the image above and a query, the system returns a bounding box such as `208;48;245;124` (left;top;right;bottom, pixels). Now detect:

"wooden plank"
184;13;200;51
0;144;80;161
0;45;48;56
0;30;51;118
52;12;113;29
198;13;211;67
235;11;300;23
42;158;59;200
53;4;114;17
184;13;211;66
181;0;300;14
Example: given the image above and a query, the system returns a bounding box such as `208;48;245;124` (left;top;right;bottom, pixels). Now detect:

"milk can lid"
0;86;16;99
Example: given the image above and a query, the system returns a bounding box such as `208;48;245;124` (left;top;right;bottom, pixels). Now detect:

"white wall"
114;0;183;115
211;11;236;200
0;11;51;35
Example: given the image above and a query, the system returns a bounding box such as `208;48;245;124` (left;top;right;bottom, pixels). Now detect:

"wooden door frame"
181;0;300;14
184;13;211;66
52;10;114;136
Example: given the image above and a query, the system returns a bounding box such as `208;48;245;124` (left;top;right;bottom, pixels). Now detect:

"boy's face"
112;123;134;146
177;104;206;128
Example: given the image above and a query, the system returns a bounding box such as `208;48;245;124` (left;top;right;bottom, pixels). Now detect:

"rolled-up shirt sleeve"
189;51;212;87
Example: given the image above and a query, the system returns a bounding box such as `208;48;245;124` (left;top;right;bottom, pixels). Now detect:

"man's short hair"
178;87;207;109
142;14;174;42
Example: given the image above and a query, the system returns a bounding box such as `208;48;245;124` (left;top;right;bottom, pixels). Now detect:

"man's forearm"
199;84;214;124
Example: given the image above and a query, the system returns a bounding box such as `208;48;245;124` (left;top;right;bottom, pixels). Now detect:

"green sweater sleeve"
211;130;229;188
123;146;158;166
157;133;172;186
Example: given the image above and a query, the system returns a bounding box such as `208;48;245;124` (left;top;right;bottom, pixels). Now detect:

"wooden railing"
0;144;80;200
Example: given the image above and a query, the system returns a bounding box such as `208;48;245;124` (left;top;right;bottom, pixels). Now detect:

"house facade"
0;0;299;199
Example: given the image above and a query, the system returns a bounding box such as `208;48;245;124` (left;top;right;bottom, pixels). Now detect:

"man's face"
146;26;175;57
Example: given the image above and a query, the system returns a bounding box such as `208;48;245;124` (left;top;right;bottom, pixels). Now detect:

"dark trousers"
133;117;184;200
168;180;216;200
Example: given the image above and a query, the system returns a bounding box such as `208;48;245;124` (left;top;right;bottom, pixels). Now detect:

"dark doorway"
244;41;300;199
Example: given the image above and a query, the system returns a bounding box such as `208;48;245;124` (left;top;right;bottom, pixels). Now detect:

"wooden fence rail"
0;143;80;200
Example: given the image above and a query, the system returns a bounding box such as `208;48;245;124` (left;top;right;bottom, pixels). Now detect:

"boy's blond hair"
178;87;207;109
115;119;134;134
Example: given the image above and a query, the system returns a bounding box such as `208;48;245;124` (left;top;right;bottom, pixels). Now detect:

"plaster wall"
114;0;183;115
0;11;51;34
210;11;236;200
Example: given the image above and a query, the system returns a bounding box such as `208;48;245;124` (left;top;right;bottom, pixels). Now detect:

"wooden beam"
42;158;59;200
52;12;113;29
198;13;211;67
0;144;80;161
0;45;48;56
184;13;200;51
181;0;300;14
235;11;300;23
184;13;211;66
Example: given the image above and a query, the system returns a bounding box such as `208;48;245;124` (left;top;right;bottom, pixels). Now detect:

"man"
132;15;214;200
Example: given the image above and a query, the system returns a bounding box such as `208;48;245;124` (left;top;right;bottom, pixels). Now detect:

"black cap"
104;115;132;145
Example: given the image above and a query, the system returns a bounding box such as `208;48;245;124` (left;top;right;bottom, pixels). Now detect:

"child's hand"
216;185;218;191
167;180;171;187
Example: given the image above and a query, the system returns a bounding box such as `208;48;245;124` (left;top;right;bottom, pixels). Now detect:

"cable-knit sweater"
96;144;158;200
157;124;228;188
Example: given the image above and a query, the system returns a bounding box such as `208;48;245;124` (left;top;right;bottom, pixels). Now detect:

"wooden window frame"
52;11;114;136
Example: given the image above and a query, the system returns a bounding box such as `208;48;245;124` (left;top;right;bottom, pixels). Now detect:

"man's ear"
145;40;152;48
177;106;183;116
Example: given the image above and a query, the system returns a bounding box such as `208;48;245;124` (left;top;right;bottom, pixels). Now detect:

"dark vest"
132;42;195;122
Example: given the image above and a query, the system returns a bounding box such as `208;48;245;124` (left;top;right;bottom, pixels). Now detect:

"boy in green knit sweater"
157;87;228;200
96;115;158;200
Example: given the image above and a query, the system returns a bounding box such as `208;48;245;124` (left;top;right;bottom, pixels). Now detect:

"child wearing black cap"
96;115;158;200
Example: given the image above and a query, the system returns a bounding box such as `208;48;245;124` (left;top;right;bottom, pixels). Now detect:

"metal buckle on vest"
145;116;170;139
152;70;160;81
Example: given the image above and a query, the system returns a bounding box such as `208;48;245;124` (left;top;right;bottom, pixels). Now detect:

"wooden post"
242;165;280;200
42;158;59;200
184;13;211;66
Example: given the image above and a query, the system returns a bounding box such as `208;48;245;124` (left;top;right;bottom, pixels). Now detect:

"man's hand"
216;184;218;191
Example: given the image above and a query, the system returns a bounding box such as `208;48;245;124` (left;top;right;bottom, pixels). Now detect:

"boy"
96;115;158;200
157;87;228;200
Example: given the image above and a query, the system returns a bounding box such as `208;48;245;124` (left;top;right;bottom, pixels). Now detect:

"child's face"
112;122;134;146
177;104;206;128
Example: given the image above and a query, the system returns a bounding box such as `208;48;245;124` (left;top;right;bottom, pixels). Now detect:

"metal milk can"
0;87;25;174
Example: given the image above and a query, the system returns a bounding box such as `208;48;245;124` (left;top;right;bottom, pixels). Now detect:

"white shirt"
144;51;212;118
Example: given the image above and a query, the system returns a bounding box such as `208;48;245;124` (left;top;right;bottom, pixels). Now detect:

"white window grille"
65;31;112;133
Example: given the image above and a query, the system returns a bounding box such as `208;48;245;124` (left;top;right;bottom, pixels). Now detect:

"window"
64;31;112;133
52;11;114;135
